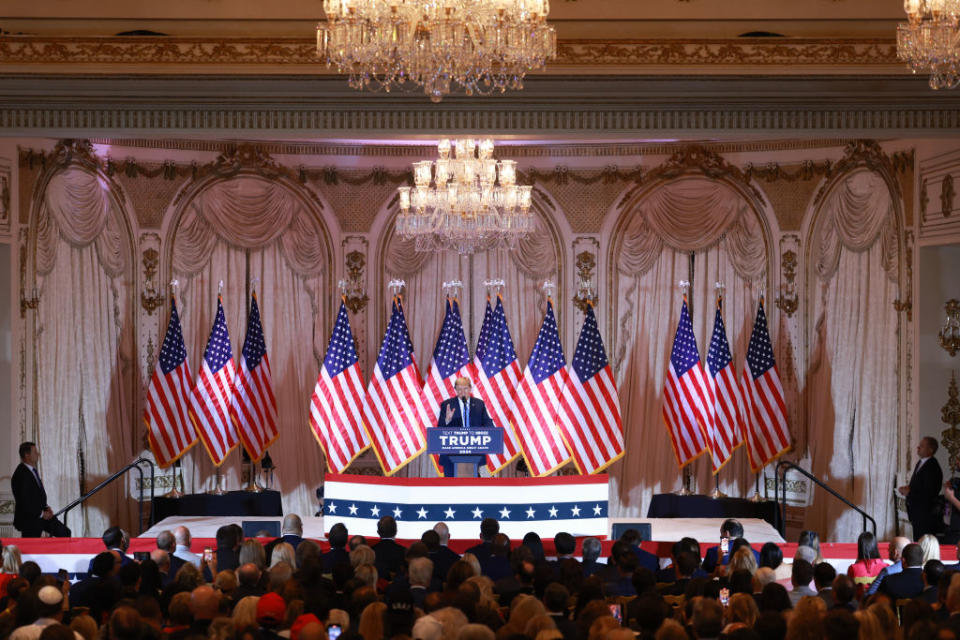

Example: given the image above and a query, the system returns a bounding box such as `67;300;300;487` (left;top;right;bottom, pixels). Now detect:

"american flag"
471;296;523;475
229;293;278;463
704;298;745;473
145;297;196;468
557;304;625;474
513;299;572;477
740;298;791;472
662;297;710;468
189;296;239;466
362;298;431;475
422;298;472;476
310;301;370;473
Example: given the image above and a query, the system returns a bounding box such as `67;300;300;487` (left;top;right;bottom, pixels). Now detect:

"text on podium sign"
426;428;504;455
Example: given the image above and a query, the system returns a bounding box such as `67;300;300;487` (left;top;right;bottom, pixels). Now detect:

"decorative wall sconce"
20;287;38;317
140;248;165;315
940;371;960;472
341;250;369;313
940;299;960;357
141;280;166;315
572;251;598;312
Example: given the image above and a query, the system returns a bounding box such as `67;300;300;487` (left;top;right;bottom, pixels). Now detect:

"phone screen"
719;588;730;607
720;537;729;555
203;547;214;563
608;603;622;624
327;624;342;640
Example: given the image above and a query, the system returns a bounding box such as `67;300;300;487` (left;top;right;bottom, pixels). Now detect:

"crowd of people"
0;516;958;640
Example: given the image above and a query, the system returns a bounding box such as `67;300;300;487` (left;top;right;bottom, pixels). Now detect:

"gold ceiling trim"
0;36;898;69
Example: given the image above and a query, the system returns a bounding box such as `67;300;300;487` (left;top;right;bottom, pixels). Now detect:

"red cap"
256;593;287;624
291;614;322;640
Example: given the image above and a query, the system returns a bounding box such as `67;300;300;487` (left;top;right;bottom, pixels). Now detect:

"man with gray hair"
424;524;459;582
173;525;201;568
267;513;304;564
155;529;185;582
408;556;435;609
581;537;602;576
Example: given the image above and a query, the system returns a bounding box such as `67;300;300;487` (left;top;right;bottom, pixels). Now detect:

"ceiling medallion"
396;138;534;254
317;0;556;102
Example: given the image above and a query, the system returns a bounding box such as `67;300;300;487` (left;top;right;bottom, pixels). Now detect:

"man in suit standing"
11;442;70;537
373;516;407;582
899;436;944;539
436;376;494;478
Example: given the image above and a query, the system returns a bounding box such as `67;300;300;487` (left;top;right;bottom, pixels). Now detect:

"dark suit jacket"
11;462;46;532
630;546;659;573
437;397;494;428
480;555;513;581
881;567;925;600
322;547;350;572
548;613;578;640
374;538;407;581
465;541;492;562
430;546;461;582
907;457;943;523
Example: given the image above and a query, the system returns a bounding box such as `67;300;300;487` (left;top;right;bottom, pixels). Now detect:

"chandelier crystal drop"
898;0;960;89
396;139;535;255
317;0;557;102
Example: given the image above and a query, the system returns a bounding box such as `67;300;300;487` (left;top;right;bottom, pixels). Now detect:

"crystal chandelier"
396;139;535;255
317;0;556;103
898;0;960;89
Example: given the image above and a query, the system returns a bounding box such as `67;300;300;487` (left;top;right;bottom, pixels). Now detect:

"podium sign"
427;428;504;455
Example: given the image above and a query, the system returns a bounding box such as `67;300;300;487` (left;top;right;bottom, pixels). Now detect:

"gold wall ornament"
140;248;165;315
940;299;960;357
942;174;955;218
775;249;799;318
941;371;960;472
572;251;598;313
341;250;369;314
920;178;929;219
19;287;38;318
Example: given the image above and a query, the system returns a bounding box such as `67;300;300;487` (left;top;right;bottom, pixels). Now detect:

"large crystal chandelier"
317;0;556;102
396;139;535;255
898;0;960;89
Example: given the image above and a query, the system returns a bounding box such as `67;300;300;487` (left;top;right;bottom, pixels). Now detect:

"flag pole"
676;280;694;496
242;280;265;493
208;279;229;496
165;279;186;498
748;287;766;502
709;283;728;500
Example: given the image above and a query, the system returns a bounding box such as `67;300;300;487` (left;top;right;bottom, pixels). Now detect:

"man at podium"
438;376;494;477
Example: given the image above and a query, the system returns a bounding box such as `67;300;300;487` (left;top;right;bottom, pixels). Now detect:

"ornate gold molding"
942;174;955;218
572;251;598;313
554;39;899;67
0;36;900;69
775;249;799;318
813;140;912;205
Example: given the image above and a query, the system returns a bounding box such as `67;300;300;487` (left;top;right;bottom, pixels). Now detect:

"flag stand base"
244;462;264;493
207;467;228;495
708;487;728;499
748;491;764;502
164;467;184;498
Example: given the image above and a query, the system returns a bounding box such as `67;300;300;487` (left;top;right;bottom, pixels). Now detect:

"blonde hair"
461;552;481;577
355;564;378;589
587;617;619;640
238;539;266;570
232;596;260;631
727;546;758;576
358;602;387;640
524;614;558;639
455;376;472;387
920;534;940;564
726;593;759;627
1;546;21;574
270;542;297;569
350;544;375;568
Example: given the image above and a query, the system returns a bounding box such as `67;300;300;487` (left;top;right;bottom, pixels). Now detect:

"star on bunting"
499;507;511;519
548;506;558;518
444;507;456;519
472;507;483;519
417;507;428;519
